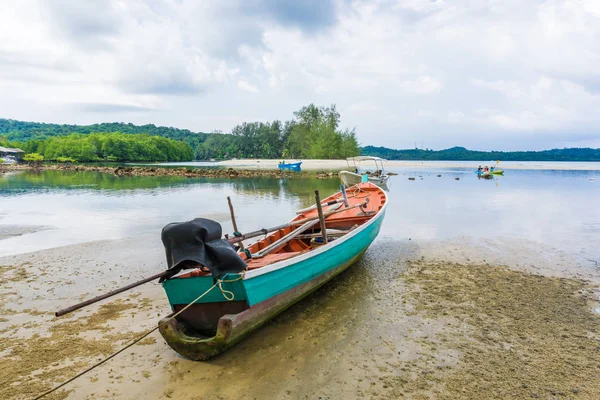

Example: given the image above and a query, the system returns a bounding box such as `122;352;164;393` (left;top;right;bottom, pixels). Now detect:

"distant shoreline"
361;145;600;162
217;159;600;171
2;159;600;175
0;162;340;179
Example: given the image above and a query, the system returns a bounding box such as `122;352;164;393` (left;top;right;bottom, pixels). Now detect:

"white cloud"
237;79;259;93
447;111;465;124
0;0;599;150
348;102;380;113
470;76;600;131
398;76;443;95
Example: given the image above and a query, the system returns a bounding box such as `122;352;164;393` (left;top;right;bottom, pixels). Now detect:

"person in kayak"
477;165;483;172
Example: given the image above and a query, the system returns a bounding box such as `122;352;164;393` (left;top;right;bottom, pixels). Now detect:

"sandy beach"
2;233;599;400
217;159;600;171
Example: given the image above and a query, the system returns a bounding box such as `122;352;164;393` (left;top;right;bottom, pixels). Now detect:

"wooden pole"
314;190;328;244
55;271;168;317
227;196;244;251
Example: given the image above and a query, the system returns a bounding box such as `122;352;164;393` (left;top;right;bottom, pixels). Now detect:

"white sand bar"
217;159;600;171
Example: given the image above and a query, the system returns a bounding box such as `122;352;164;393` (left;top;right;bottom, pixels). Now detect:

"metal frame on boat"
340;156;390;188
158;182;387;360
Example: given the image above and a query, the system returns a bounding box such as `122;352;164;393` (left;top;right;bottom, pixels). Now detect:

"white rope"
33;271;246;400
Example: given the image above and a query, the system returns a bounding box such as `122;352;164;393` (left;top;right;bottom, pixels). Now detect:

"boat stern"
158;315;233;361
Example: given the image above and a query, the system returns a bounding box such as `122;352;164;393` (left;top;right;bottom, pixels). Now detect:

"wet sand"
0;225;52;241
2;235;599;400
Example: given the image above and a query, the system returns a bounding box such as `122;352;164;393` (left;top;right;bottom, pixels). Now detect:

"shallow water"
1;166;599;260
1;165;600;399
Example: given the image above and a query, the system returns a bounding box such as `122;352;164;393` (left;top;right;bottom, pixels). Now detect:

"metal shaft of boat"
158;182;388;360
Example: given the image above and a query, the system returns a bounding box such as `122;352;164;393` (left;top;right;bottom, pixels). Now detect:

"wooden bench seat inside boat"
175;185;384;279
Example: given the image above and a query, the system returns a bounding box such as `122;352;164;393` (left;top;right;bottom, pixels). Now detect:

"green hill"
0;105;360;161
5;117;596;162
361;145;600;162
0;118;210;154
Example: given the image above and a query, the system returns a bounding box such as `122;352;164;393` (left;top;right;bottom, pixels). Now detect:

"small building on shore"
0;146;25;163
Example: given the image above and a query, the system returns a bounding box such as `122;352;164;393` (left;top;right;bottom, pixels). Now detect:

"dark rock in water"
408;177;416;181
455;177;460;180
437;174;442;177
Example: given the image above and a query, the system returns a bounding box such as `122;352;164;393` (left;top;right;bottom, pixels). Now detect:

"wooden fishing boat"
158;182;387;360
278;161;302;170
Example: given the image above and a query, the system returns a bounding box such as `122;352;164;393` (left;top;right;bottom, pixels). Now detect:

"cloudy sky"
1;0;599;150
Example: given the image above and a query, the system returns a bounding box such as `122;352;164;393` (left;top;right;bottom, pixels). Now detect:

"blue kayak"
278;161;302;170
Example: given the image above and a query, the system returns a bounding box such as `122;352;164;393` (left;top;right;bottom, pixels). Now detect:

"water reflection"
0;170;193;194
0;170;341;255
0;167;598;259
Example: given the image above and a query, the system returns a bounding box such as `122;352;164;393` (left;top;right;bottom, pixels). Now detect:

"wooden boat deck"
176;183;385;278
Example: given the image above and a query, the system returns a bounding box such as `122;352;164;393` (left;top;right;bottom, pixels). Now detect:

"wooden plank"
314;190;328;244
252;219;319;258
227;196;244;251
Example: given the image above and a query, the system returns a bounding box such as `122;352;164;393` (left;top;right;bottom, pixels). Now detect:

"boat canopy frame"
346;156;387;175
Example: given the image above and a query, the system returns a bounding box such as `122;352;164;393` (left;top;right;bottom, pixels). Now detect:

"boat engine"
160;218;247;282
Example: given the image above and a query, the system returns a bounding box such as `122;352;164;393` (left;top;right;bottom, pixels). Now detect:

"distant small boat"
476;168;503;176
475;170;493;178
489;165;504;175
476;161;504;176
341;156;390;188
158;182;387;360
278;161;302;170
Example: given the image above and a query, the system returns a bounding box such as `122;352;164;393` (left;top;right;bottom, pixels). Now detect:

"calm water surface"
0;166;599;259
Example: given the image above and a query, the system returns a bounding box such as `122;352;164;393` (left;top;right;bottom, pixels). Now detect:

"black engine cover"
160;218;247;282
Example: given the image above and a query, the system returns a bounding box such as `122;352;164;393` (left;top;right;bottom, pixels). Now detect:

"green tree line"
362;146;600;162
1;133;194;162
0;103;361;160
200;104;360;159
0;119;209;147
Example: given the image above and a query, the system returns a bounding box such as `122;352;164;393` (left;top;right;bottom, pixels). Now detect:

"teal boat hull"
159;205;386;360
158;248;369;360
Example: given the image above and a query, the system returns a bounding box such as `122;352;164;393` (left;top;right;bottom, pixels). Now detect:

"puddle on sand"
0;224;53;240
